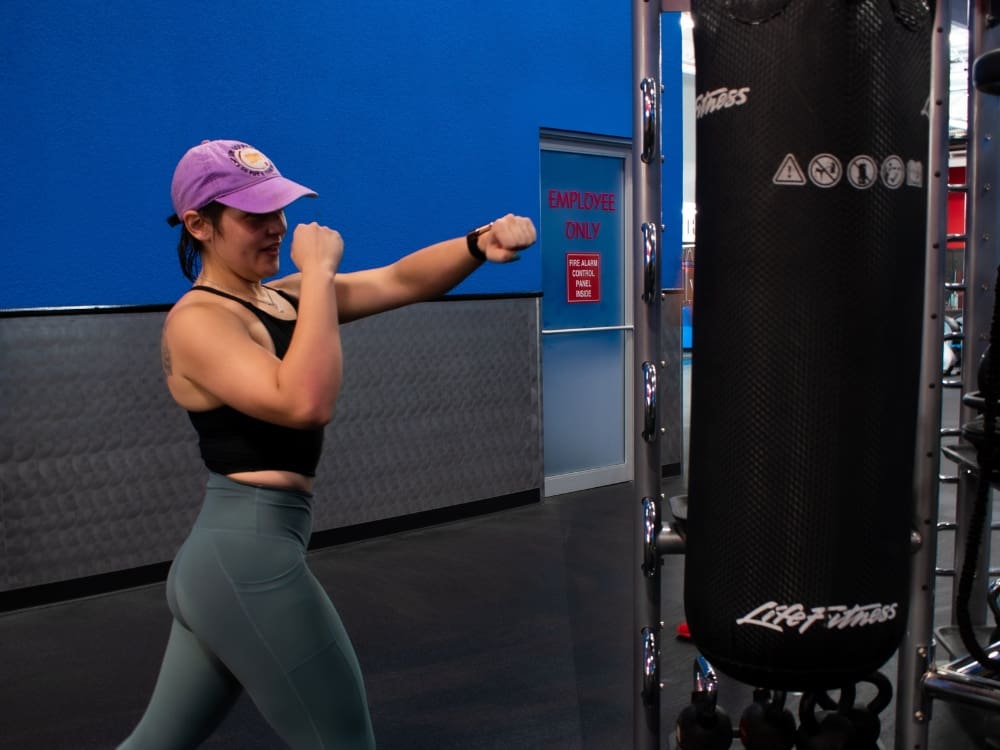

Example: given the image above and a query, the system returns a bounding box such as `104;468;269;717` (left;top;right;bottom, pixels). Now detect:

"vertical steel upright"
896;2;1000;744
633;1;663;748
953;0;1000;630
894;1;951;747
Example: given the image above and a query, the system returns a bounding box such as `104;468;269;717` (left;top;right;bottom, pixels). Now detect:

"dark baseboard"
0;488;541;615
308;489;541;549
0;561;173;614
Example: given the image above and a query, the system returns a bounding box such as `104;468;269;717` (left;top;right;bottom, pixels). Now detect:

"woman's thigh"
175;530;375;750
117;618;242;750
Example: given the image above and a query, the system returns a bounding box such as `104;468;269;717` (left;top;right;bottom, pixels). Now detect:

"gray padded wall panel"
312;298;543;528
0;298;542;592
0;313;205;591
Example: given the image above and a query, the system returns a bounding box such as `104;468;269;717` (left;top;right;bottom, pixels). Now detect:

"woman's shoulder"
266;274;302;297
166;288;254;333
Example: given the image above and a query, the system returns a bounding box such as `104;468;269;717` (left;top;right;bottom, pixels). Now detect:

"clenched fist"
291;223;344;275
481;214;537;263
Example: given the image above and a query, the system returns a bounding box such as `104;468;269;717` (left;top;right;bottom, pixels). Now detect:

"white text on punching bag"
735;601;899;635
695;87;751;119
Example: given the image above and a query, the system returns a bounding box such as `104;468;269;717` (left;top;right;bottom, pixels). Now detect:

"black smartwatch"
466;222;494;262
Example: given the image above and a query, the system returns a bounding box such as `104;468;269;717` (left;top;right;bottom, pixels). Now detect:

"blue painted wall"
2;2;683;310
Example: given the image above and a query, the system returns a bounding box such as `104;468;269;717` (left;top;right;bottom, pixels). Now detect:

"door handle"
641;222;659;303
640;77;658;164
642;361;658;443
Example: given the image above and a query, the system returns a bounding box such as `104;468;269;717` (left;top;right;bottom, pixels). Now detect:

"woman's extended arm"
271;213;536;323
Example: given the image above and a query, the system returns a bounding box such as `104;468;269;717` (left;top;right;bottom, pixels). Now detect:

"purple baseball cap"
167;140;317;226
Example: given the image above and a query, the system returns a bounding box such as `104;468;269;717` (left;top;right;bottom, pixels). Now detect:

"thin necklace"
195;278;286;313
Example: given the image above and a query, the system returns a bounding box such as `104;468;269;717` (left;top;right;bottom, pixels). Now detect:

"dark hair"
176;201;227;281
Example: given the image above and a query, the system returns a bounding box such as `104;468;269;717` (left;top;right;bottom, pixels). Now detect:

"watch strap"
466;222;493;262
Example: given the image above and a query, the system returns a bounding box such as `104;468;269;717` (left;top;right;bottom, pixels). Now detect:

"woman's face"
207;207;288;281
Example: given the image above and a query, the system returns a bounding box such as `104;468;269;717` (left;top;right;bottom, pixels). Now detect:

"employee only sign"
566;252;601;303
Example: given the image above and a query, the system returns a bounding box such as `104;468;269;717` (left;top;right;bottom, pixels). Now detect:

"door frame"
539;130;634;496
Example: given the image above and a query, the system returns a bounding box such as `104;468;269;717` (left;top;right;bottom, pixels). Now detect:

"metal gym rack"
631;0;1000;747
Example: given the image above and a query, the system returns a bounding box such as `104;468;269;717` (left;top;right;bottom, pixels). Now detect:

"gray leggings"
118;473;375;749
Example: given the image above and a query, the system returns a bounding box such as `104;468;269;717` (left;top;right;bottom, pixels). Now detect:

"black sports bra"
185;285;325;477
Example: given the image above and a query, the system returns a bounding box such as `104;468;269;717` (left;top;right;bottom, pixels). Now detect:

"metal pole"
953;0;1000;630
633;1;663;748
894;1;950;747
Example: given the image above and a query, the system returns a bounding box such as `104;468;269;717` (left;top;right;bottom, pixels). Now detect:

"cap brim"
215;175;318;214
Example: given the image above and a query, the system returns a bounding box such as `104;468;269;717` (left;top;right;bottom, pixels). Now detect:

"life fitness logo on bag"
696;86;751;119
736;601;899;635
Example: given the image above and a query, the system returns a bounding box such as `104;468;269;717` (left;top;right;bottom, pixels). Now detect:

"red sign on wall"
566;252;601;303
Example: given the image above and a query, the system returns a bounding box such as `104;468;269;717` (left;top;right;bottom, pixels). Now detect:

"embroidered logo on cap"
229;145;275;176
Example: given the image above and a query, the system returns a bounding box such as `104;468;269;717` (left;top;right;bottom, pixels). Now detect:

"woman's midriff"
225;469;314;493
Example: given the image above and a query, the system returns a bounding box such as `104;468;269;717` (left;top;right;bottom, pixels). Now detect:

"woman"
118;139;536;749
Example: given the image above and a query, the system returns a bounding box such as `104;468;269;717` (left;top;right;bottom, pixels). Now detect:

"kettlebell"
676;656;734;750
677;692;735;750
796;687;858;750
739;688;796;750
843;672;892;748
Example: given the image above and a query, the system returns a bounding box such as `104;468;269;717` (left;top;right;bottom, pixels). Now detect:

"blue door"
540;135;632;496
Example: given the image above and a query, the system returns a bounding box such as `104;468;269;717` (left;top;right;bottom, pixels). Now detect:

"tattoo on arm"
160;333;172;376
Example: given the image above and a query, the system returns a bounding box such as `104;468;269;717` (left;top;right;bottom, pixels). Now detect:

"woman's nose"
266;210;287;234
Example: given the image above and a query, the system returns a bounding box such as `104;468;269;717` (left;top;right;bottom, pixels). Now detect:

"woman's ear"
183;210;214;242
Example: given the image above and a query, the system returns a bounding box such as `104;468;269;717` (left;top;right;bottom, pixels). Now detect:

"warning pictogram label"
881;155;904;189
847;155;878;190
773;154;807;186
808;154;843;188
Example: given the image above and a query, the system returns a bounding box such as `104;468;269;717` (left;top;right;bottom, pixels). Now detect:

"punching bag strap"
957;264;1000;672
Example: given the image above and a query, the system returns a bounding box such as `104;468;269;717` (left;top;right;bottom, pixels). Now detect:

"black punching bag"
685;0;932;690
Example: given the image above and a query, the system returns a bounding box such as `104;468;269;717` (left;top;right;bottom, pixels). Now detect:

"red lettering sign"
566;252;601;303
548;190;617;212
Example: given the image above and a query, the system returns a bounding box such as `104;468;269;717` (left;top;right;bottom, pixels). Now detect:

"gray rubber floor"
0;363;998;749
